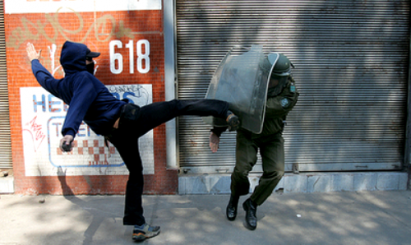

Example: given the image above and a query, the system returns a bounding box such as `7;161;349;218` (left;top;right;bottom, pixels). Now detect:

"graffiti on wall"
8;11;135;49
6;0;162;49
5;0;162;14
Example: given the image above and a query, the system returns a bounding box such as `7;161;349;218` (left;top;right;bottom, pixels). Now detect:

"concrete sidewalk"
0;191;410;245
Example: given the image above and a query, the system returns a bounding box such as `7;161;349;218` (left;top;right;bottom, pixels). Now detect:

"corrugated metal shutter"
0;0;12;168
176;0;410;173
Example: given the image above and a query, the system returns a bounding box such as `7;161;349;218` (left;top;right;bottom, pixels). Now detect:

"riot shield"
204;45;279;134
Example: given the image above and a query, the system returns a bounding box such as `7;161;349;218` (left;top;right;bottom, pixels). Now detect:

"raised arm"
26;42;60;96
26;42;42;61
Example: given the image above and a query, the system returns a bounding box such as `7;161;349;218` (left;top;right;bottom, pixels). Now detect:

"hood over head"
60;41;98;74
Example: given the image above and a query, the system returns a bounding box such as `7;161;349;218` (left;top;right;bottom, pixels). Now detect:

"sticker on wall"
20;85;154;177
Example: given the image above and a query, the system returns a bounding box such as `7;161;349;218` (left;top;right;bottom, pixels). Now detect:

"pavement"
1;190;411;245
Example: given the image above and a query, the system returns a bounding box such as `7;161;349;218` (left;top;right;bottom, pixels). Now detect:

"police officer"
209;53;299;230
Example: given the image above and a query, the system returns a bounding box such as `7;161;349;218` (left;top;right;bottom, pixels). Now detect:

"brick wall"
4;1;177;195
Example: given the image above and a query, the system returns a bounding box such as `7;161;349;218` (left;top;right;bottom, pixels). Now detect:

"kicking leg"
135;99;238;136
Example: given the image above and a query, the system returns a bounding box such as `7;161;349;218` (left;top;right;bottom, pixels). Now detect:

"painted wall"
4;0;178;195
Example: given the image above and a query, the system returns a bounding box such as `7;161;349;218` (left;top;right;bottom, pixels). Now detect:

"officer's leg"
231;131;258;197
250;133;285;206
232;131;260;229
135;99;231;136
226;130;258;221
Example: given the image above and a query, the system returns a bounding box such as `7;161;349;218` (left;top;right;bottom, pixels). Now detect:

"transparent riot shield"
204;45;279;134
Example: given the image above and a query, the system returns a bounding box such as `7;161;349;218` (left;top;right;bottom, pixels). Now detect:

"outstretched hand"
26;42;42;61
209;132;220;153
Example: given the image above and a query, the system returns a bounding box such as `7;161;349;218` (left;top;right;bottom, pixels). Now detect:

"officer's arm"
211;126;227;137
209;126;227;153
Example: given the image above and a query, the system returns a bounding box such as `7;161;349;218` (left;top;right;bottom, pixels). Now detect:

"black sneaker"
226;195;239;221
226;110;240;131
243;199;257;230
132;224;161;242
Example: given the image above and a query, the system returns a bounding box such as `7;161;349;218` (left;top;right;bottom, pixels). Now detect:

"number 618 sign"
109;39;150;74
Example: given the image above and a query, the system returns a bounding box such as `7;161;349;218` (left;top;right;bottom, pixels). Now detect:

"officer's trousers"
107;99;230;225
230;130;285;206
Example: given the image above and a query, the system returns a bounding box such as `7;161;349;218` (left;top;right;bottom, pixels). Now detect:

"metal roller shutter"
0;0;12;168
176;0;410;173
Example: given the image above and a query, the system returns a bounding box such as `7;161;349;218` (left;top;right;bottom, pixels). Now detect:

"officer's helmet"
267;53;292;89
270;53;291;77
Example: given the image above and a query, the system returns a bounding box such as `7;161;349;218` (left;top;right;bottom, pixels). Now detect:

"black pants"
107;99;230;225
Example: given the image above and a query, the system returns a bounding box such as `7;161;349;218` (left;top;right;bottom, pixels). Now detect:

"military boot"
243;198;257;230
226;194;239;221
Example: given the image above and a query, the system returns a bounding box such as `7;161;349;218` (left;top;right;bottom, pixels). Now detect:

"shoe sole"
132;231;161;242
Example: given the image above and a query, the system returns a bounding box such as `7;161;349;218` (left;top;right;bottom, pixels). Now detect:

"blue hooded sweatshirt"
31;41;126;138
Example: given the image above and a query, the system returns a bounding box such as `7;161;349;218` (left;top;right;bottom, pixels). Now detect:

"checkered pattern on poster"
20;85;154;176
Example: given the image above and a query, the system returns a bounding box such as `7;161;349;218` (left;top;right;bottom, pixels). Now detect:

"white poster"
20;84;154;176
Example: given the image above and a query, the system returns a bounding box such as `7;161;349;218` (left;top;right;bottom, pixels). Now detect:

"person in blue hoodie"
26;41;240;242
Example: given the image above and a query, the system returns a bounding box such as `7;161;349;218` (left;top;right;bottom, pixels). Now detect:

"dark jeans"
107;99;229;225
